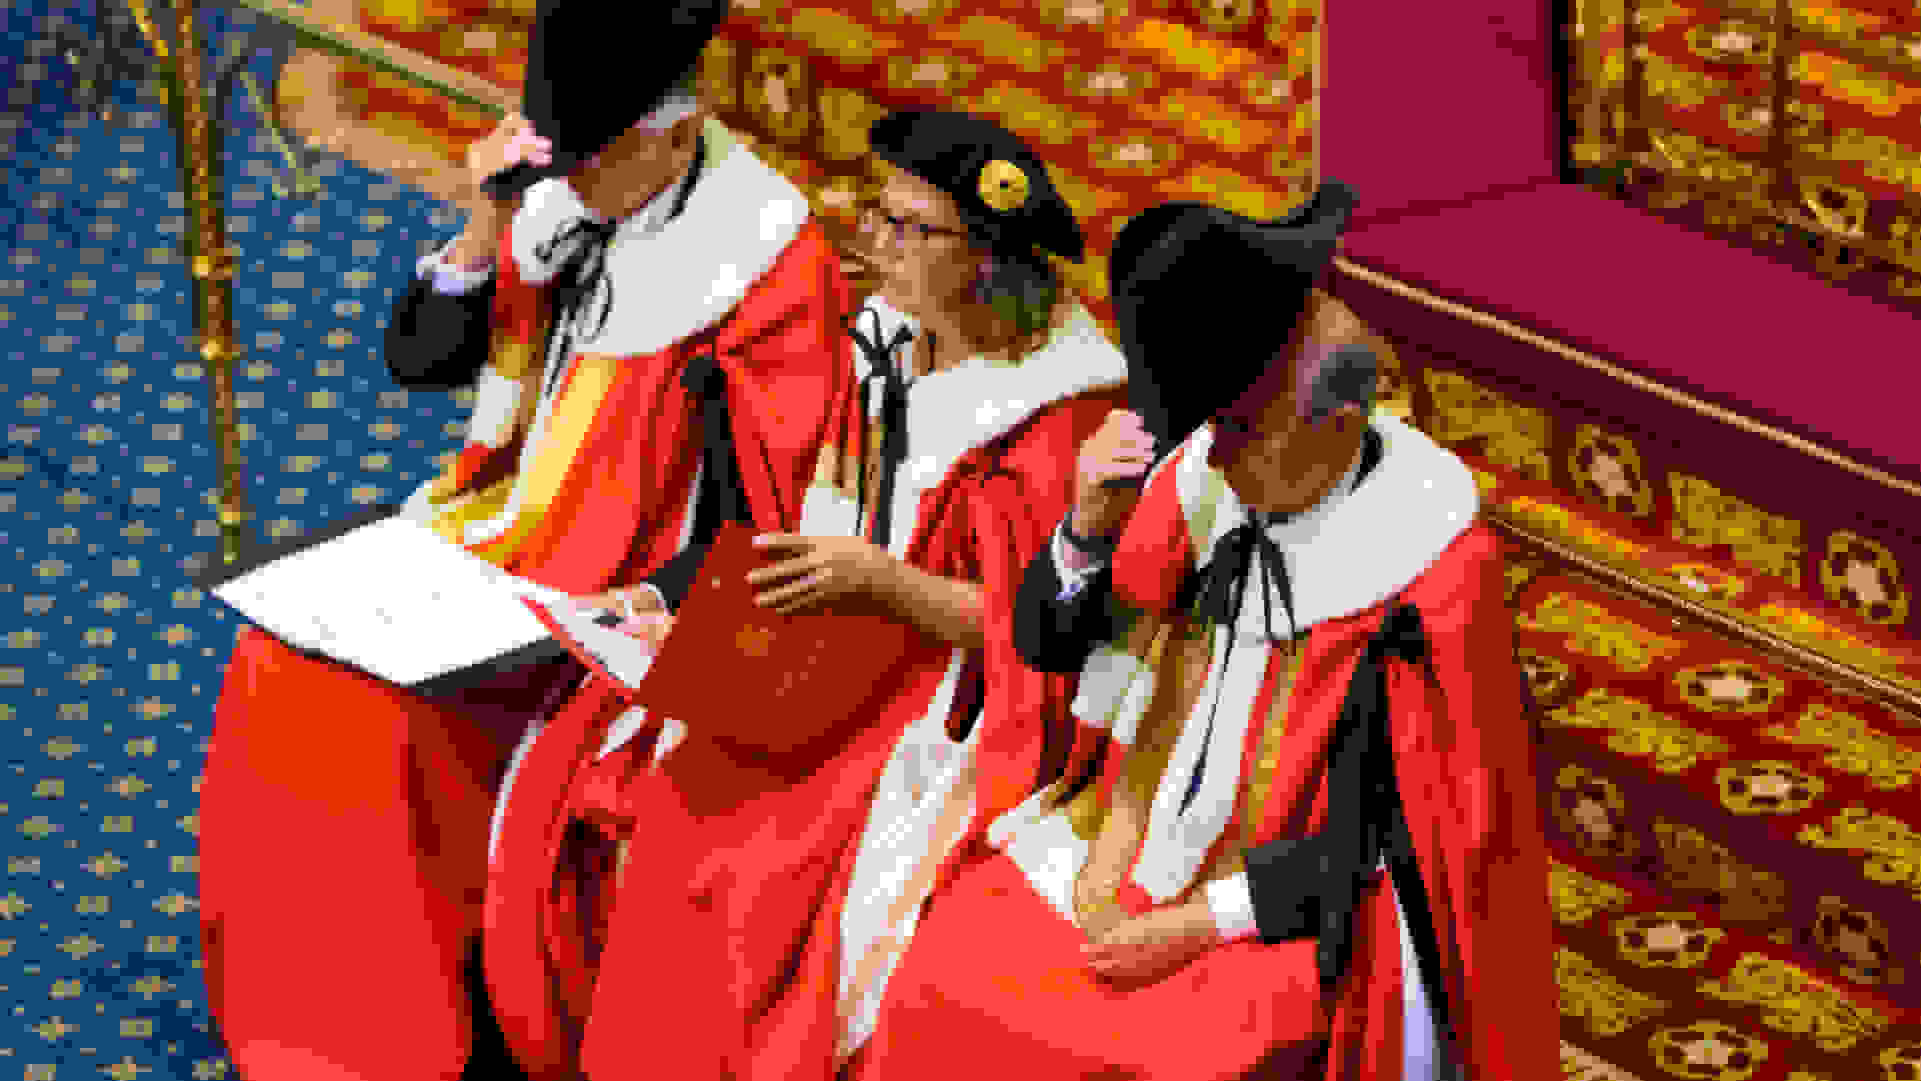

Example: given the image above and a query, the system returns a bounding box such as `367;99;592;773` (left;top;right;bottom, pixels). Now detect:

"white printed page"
211;517;573;687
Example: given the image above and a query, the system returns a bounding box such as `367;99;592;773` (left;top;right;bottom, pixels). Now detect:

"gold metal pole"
166;0;253;563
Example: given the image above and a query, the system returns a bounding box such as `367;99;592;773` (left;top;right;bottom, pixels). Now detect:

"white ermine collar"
509;118;811;357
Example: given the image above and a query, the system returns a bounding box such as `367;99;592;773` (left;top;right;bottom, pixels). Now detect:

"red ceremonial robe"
481;299;1128;1081
834;415;1559;1081
198;135;855;1081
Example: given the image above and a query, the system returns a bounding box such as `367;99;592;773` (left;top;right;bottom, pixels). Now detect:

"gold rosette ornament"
978;158;1030;212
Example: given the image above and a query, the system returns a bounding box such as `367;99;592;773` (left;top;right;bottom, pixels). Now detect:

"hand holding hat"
461;113;551;212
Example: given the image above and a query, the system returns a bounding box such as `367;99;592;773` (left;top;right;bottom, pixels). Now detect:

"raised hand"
1069;409;1156;542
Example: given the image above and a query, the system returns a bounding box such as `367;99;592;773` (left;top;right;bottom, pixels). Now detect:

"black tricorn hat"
869;109;1084;263
1110;180;1358;448
480;0;729;199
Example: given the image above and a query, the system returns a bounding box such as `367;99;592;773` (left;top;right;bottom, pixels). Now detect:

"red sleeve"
718;221;860;532
1394;525;1560;1080
967;388;1126;824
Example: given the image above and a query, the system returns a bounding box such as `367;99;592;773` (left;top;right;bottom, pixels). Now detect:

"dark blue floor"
0;2;474;1074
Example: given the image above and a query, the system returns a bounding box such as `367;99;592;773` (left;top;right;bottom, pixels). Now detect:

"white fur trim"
1177;414;1480;634
1069;642;1146;738
1131;619;1266;902
850;295;1127;557
1124;413;1478;901
838;648;975;1055
986;789;1090;924
466;369;524;448
1205;872;1259;940
798;481;862;539
511;119;811;357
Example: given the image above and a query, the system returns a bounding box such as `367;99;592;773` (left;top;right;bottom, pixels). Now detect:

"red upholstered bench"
1322;1;1921;1076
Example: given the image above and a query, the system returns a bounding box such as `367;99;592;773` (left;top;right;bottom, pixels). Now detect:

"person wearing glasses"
823;188;1559;1080
481;108;1129;1080
194;3;864;1080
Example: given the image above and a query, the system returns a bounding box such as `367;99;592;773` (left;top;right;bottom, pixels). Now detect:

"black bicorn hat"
868;108;1085;263
1109;180;1359;448
480;0;729;199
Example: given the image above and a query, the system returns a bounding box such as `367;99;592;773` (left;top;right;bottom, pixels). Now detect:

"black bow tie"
535;216;619;346
1179;511;1299;815
845;309;916;550
1191;512;1297;646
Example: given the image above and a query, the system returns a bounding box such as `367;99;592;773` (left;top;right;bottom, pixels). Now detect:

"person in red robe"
479;109;1128;1081
822;185;1561;1080
194;3;859;1079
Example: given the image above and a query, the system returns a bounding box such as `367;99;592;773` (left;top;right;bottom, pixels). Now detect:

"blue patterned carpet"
1;3;474;1075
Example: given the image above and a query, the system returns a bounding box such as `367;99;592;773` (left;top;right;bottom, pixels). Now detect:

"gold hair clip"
978;159;1030;213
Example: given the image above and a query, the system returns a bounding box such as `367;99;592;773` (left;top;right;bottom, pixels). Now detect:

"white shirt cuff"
416;238;495;295
1205;873;1261;942
1050;520;1108;600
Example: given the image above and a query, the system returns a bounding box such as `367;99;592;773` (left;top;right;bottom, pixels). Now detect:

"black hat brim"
1111;181;1357;447
869;109;1085;263
478;147;594;201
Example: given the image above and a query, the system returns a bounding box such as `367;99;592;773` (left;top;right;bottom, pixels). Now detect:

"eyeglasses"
859;206;970;248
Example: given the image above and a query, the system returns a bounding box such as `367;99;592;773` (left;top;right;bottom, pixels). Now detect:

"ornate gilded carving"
1557;947;1672;1038
1651;820;1789;925
1798;806;1921;903
1876;1042;1921;1079
1647;1021;1769;1081
699;37;741;111
1524;595;1687;675
1613;910;1725;969
1657;562;1747;605
1669;473;1804;586
1157;165;1296;219
966;83;1092;145
935;16;1068;72
1714;760;1826;816
1421;369;1554;483
1190;0;1256;34
1157;90;1277;153
1698;953;1890;1053
777;8;897;66
1813;895;1903;988
1570;425;1656;519
1550;860;1633;926
1673;662;1784;715
1508;497;1654;569
1518;647;1577;710
1071;63;1162;107
745;48;815;142
882;53;982;96
1551;764;1641;864
1753;603;1912;681
1087;134;1181;176
1685;22;1775;67
1553;688;1732;773
1819;531;1909;627
1764;704;1919;791
1038;0;1130;30
815;86;888;161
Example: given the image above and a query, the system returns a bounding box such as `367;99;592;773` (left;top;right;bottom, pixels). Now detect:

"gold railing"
1488;505;1921;726
1570;0;1921;281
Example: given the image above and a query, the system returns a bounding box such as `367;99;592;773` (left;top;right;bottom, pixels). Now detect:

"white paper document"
210;515;578;688
523;596;658;691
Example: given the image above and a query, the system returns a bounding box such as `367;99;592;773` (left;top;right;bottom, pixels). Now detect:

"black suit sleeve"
1012;530;1118;674
641;541;708;613
383;273;498;390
